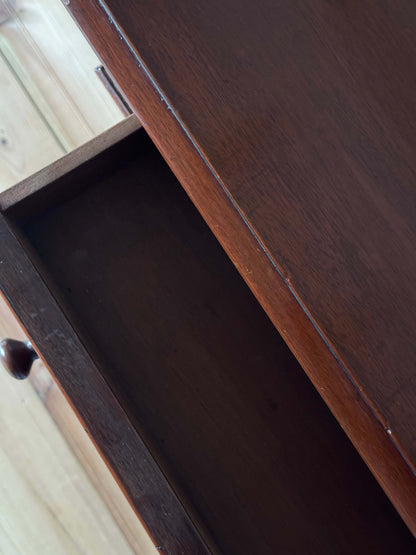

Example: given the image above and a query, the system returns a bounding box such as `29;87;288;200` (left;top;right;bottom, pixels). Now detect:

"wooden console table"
0;1;415;552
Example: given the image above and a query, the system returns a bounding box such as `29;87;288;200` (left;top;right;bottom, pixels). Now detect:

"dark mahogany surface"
63;0;416;532
8;130;415;553
98;0;416;464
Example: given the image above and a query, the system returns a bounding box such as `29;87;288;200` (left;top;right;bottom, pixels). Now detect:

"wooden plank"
0;0;124;190
0;114;140;210
8;129;415;553
0;52;64;191
0;214;212;555
29;363;157;555
64;0;416;534
0;297;145;555
1;0;123;144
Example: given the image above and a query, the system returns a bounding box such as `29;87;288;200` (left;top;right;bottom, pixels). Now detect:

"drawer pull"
0;338;39;379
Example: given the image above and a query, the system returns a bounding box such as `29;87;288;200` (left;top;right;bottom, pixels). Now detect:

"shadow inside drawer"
8;129;415;554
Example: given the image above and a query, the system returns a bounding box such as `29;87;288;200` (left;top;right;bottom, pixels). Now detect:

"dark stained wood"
95;65;132;116
0;218;211;554
0;115;140;212
6;130;415;553
0;338;38;379
64;0;416;533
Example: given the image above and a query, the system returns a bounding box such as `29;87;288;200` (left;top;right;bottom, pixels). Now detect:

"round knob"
0;338;39;380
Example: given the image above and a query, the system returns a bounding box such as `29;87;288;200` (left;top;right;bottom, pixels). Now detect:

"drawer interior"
7;129;414;553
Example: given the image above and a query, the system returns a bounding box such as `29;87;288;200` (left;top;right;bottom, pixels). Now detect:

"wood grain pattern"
0;214;211;555
1;0;123;143
7;130;415;553
0;0;123;190
0;114;140;211
64;0;416;534
0;51;64;190
0;298;145;555
29;363;157;555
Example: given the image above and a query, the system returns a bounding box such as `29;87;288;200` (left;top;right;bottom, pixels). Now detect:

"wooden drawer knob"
0;338;39;380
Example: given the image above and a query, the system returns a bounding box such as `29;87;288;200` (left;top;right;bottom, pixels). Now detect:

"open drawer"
0;118;414;554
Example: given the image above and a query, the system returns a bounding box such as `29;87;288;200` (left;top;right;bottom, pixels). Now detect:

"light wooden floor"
0;0;123;190
0;1;156;553
0;297;156;555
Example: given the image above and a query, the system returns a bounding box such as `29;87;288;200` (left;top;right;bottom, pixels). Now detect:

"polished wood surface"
5;130;414;553
0;337;38;379
64;0;416;532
